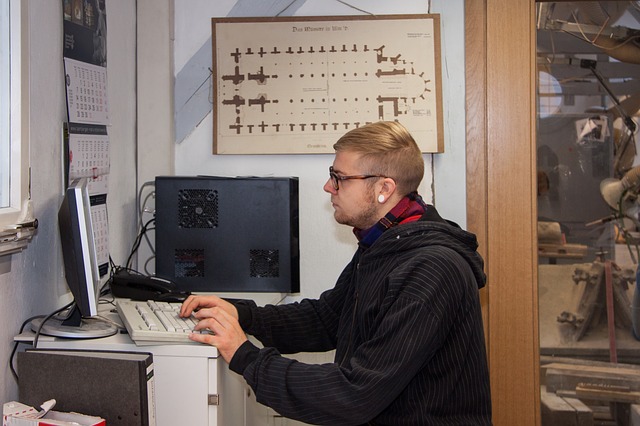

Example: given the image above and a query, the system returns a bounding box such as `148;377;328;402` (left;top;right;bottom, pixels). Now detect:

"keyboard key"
116;299;206;344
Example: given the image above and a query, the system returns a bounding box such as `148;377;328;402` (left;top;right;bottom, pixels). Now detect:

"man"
180;121;492;425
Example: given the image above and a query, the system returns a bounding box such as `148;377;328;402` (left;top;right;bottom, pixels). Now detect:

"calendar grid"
64;57;109;125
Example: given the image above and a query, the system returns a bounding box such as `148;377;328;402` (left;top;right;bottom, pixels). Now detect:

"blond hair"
333;121;424;196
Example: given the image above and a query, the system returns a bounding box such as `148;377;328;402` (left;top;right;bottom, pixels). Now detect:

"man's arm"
179;268;351;358
229;249;486;425
235;260;357;354
234;297;441;425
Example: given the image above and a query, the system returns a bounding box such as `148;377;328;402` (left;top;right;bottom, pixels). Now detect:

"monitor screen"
59;177;101;316
154;176;300;294
31;178;116;338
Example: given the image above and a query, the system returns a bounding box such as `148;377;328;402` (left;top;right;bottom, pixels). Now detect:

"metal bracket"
208;394;219;406
0;226;37;257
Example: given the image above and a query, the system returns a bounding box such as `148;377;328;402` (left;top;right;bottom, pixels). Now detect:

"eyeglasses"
329;166;385;190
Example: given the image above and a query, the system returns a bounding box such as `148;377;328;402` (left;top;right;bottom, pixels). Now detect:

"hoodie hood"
362;205;487;290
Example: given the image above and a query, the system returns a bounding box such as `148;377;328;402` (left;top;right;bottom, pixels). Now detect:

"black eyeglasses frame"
329;166;386;190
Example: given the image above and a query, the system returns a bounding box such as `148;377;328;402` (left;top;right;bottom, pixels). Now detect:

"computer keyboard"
116;299;208;344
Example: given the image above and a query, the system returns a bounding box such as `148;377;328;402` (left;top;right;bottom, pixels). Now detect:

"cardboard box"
3;402;105;426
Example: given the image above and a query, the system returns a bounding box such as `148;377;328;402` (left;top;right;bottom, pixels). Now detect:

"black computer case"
154;176;300;293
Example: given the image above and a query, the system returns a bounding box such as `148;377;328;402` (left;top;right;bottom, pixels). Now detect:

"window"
0;0;9;208
537;3;640;424
0;0;33;256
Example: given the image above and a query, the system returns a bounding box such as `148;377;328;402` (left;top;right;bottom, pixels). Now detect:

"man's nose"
323;179;336;194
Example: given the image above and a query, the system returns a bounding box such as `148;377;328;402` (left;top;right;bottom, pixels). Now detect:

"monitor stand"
30;305;118;339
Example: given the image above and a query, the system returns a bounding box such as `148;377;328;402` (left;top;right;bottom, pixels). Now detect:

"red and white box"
3;402;105;426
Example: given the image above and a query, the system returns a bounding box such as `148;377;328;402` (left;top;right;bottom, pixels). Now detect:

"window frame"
0;0;33;256
0;0;30;228
0;0;9;207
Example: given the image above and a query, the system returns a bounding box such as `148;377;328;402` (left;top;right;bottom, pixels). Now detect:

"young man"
180;121;492;425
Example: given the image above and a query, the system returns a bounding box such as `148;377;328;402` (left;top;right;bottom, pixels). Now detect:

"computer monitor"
154;176;300;294
31;177;117;338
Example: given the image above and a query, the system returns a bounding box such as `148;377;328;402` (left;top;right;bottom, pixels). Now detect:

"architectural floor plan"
212;15;443;154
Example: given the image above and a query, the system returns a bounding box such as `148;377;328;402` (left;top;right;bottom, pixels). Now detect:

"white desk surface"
14;293;285;426
15;292;286;356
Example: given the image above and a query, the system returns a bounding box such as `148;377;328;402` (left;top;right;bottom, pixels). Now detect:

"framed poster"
211;14;444;154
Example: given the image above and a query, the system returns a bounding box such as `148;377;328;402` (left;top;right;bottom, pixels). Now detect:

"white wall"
0;0;467;411
137;6;467;421
168;0;467;301
0;0;137;404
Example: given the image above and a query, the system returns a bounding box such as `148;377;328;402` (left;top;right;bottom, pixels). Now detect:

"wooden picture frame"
212;14;444;154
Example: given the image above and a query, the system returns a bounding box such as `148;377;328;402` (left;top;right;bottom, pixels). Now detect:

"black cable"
126;217;155;269
9;314;46;383
135;220;155;257
139;189;156;256
109;254;118;272
143;254;156;276
33;301;75;349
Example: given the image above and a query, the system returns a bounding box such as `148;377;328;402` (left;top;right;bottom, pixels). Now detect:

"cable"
9;314;46;383
132;181;156;272
13;272;125;383
140;189;156;256
570;10;610;45
95;315;125;331
561;23;640;52
125;217;155;269
143;254;156;276
32;301;75;349
137;180;154;228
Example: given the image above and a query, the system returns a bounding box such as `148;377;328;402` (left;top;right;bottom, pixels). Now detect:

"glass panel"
537;2;640;424
0;0;10;208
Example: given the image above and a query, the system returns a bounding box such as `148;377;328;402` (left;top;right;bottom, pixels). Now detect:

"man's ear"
379;177;397;199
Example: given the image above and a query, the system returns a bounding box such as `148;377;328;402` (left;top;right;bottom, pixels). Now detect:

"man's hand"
179;295;246;363
179;294;238;319
189;307;248;363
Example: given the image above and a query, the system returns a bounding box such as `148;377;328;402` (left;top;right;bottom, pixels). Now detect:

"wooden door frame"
466;1;540;424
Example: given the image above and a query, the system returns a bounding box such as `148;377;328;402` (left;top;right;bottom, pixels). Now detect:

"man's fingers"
179;295;198;316
193;308;232;331
180;295;222;317
189;330;216;345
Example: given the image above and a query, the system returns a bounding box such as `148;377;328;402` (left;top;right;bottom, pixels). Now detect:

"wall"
138;0;468;302
0;0;467;414
0;0;137;404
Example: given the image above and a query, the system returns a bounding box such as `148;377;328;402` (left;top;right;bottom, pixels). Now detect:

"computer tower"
154;176;300;293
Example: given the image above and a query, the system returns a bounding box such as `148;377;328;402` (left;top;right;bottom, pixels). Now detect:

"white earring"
378;195;385;203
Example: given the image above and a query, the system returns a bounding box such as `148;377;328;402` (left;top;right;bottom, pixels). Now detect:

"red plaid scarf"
354;192;427;248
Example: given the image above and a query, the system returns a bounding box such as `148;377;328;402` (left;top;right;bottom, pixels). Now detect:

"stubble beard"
334;192;379;229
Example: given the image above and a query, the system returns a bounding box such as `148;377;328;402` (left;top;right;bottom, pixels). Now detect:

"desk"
15;293;284;426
